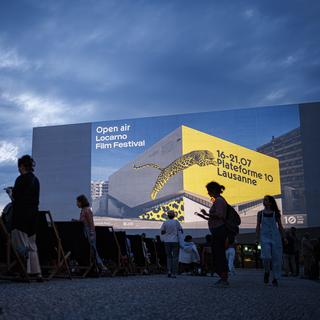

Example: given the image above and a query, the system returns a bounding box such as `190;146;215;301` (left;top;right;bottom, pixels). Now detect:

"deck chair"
0;217;30;282
36;211;72;279
95;226;121;276
155;238;167;273
115;231;135;274
144;238;161;273
55;221;94;277
127;235;149;274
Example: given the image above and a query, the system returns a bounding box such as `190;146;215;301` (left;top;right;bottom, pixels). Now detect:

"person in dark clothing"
283;230;296;276
199;181;229;287
201;234;214;276
290;227;300;276
10;155;42;280
310;238;320;280
301;233;314;279
313;238;320;280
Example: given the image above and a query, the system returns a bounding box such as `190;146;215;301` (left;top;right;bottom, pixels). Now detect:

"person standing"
141;233;151;274
314;237;320;280
76;195;108;273
283;230;296;276
200;181;229;287
301;233;314;279
201;234;214;276
290;227;300;276
160;210;183;278
256;195;284;287
226;236;236;275
10;155;42;281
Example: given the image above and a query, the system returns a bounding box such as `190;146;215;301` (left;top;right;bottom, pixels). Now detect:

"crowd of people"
2;154;320;286
160;181;320;287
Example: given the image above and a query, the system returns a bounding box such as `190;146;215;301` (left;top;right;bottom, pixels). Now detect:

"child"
179;235;200;274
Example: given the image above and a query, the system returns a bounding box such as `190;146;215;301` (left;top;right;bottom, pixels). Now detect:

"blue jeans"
164;242;179;275
84;227;103;266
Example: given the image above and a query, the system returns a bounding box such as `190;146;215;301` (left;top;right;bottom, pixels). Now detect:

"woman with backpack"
199;181;229;287
256;195;284;287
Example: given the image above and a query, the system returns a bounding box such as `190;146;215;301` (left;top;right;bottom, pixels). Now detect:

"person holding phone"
10;155;43;281
196;181;229;287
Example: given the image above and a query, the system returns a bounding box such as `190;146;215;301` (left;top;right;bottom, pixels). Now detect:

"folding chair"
115;231;135;275
127;235;149;274
95;226;122;276
155;238;167;273
36;211;72;280
0;217;30;282
144;238;161;273
55;221;94;278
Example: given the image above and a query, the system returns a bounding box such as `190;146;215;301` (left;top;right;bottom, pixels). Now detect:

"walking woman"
256;195;284;287
199;181;229;286
76;195;108;273
11;155;42;281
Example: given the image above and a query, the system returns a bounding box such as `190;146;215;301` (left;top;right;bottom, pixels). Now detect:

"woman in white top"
160;210;183;278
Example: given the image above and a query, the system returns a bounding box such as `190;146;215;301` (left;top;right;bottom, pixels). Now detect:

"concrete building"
107;125;281;228
91;180;109;199
91;181;109;215
31;102;320;229
257;128;306;215
107;127;183;218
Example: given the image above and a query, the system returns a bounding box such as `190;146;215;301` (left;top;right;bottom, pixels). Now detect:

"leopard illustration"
133;150;217;200
139;197;185;221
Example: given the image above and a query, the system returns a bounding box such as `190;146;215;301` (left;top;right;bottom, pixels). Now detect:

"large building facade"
257;128;306;217
107;125;281;228
31;102;320;230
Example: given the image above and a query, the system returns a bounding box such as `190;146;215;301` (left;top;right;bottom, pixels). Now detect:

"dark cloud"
1;0;319;116
0;0;319;207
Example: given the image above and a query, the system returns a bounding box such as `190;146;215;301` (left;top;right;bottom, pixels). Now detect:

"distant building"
91;180;109;215
257;128;306;214
91;180;109;199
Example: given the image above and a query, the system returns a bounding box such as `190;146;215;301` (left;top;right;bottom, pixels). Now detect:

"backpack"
225;204;241;236
1;202;13;232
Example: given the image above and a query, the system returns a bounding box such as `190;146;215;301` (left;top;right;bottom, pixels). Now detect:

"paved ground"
0;270;319;320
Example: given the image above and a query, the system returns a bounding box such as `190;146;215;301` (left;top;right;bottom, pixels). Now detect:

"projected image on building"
91;104;306;229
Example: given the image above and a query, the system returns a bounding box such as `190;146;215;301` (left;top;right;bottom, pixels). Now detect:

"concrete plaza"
0;269;319;320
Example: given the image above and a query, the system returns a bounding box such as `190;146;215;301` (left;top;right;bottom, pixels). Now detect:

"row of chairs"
0;211;166;282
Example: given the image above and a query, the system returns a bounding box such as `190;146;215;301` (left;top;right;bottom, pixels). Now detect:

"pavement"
0;270;319;320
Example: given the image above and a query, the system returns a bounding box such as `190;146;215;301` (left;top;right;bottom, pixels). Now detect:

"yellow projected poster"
91;105;305;229
182;126;281;205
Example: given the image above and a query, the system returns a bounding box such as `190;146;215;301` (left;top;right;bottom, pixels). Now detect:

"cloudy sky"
0;0;319;208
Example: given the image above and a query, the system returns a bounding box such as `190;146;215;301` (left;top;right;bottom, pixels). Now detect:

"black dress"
11;172;40;236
